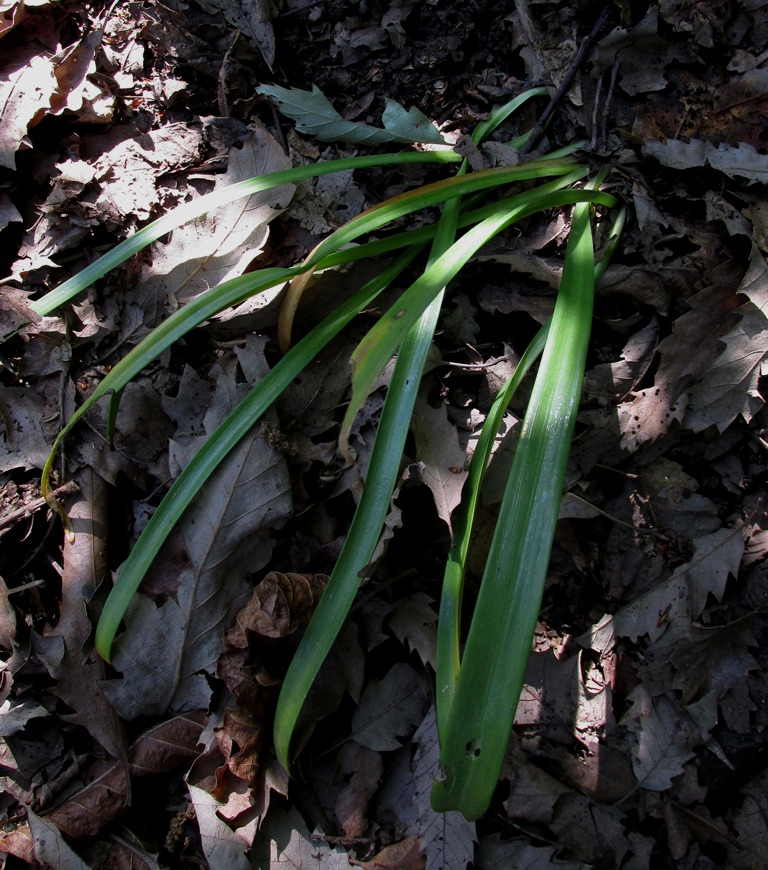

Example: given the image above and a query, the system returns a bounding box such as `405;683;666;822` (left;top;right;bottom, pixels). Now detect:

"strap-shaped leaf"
431;196;599;819
339;186;616;455
94;249;421;661
26;150;461;319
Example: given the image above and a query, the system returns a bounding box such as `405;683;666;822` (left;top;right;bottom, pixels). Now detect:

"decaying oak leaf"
410;707;475;870
102;343;293;721
350;663;428;752
622;687;697;792
335;741;383;838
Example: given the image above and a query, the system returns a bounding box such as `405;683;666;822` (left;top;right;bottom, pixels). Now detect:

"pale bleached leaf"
257;84;446;145
623;686;696;791
252;804;353;869
27;811;90;870
187;784;251;870
350;663;428;752
411;393;468;532
103;340;293;719
136;124;294;321
410;706;475;870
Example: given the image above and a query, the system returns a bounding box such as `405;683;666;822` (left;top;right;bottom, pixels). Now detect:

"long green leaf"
94;248;422;661
340;187;616;453
435;323;549;738
273;177;465;774
28;151;462;318
271;99;594;776
431;197;597;819
435;204;627;741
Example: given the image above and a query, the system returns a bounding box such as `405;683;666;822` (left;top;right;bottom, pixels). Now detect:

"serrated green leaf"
380;98;446;144
257;83;445;145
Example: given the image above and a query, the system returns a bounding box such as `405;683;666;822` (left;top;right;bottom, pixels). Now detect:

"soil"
1;0;767;867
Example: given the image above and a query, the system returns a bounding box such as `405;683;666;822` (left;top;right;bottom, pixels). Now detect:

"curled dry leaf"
225;571;329;645
215;572;328;786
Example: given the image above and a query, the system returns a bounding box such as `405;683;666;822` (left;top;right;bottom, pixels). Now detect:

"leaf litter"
0;0;767;867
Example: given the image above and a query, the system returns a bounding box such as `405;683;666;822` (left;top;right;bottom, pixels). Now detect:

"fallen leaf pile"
0;0;767;867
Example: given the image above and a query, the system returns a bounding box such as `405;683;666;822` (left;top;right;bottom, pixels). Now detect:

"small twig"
0;480;80;535
1;579;45;595
601;59;620;145
520;6;611;157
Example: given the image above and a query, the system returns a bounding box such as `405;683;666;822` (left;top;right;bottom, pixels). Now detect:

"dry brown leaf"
622;687;698;792
136;124;294;325
354;836;425;870
0;822;36;865
0;49;58;170
88;122;206;223
103;344;293;720
27;809;90;869
350;663;428;752
215;572;327;786
223;571;328;646
45;711;206;839
49;8;113;120
386;593;437;668
187;781;251;870
335;741;382;838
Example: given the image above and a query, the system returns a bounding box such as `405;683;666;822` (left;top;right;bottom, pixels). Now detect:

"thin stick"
0;481;80;535
520;6;611;157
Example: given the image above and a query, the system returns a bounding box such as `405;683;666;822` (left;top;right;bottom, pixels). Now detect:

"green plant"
34;89;621;820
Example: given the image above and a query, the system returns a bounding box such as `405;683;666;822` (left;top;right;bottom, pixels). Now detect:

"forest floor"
1;0;768;867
